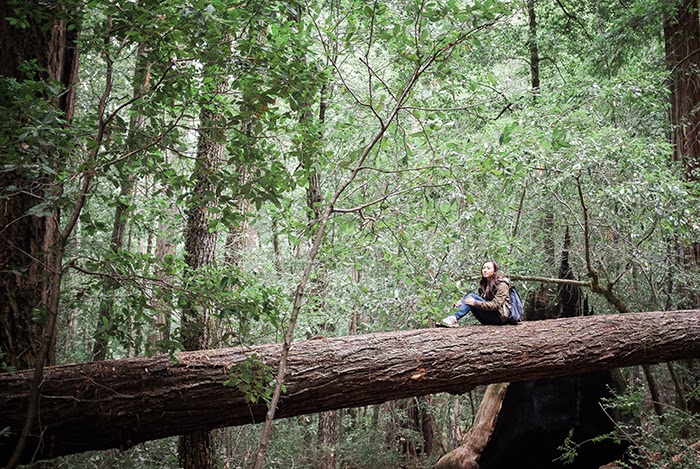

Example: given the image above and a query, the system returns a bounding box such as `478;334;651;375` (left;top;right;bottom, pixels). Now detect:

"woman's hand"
456;296;476;307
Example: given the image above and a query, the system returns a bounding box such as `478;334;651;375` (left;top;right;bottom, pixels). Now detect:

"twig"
576;176;630;314
333;182;450;214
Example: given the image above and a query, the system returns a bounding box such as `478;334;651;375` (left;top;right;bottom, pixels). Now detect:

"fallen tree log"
1;310;699;464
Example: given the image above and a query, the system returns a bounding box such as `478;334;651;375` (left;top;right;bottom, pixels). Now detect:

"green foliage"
0;69;75;183
224;353;281;405
46;437;180;469
590;376;700;468
0;349;13;373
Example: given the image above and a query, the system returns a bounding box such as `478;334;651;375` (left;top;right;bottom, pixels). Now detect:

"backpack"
508;284;524;324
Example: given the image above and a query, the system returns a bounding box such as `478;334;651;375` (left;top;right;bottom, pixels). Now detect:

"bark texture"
664;0;700;177
527;0;540;94
177;75;227;469
0;0;79;371
0;310;699;464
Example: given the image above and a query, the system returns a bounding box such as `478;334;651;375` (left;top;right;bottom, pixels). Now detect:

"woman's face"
481;262;495;279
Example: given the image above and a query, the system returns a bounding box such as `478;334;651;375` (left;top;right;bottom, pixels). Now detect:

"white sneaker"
439;316;458;328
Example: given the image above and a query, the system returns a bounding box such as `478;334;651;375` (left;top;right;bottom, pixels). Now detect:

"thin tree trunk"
667;361;688;413
148;168;176;350
91;40;151;361
527;0;540;95
177;76;227;469
642;364;666;421
451;396;464;447
147;201;176;353
274;8;335;466
271;218;283;272
91;174;135;360
420;396;436;456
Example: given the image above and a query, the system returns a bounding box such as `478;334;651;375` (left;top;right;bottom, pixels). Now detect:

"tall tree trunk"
420;396;436;456
0;3;81;466
665;0;700;179
271;218;283;272
316;411;337;469
224;67;257;269
0;0;79;372
642;364;666;421
147;193;177;354
665;0;700;270
177;77;227;469
666;361;689;413
527;0;540;95
224;162;253;268
290;9;335;466
664;0;700;415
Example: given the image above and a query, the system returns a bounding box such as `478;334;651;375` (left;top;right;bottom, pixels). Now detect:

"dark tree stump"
438;232;628;468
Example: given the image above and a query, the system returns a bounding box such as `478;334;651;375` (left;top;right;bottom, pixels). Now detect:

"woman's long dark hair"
479;260;506;299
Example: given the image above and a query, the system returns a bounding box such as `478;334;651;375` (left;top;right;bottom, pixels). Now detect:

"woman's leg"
471;308;504;325
455;293;483;320
439;293;486;327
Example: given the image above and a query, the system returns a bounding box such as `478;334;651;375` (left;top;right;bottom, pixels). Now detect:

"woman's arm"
473;281;509;311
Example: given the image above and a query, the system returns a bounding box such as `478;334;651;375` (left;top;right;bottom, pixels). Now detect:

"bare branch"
333;182;450;214
576;177;630;314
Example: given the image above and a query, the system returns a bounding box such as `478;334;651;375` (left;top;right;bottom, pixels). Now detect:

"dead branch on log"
435;383;509;469
576;177;630;314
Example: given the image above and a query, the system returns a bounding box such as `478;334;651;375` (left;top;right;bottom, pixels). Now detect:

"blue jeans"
455;293;503;325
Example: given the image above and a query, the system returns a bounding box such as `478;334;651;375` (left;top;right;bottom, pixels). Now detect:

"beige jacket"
476;278;512;324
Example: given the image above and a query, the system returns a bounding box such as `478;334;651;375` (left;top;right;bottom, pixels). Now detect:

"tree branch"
576;177;630;314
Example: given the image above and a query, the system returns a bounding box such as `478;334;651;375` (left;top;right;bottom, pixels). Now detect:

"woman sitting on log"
438;260;511;327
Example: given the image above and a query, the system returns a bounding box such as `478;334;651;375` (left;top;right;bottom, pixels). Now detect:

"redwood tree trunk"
664;0;700;414
0;0;79;371
316;411;337;469
1;310;699;465
665;0;700;178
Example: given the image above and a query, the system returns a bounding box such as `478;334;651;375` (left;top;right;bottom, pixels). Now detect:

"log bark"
1;310;699;464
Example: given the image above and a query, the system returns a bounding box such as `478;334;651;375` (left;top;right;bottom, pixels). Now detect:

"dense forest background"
1;0;699;467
